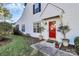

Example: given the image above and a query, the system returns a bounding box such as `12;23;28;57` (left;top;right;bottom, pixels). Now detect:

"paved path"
31;41;75;56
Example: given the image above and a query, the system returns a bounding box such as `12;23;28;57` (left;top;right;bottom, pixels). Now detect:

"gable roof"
40;3;65;19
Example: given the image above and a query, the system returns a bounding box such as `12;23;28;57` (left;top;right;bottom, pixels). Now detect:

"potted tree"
58;24;70;48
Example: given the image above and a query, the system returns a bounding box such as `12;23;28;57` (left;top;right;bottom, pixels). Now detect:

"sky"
3;3;25;23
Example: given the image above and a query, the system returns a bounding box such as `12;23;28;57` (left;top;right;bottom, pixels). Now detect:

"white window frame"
33;22;41;33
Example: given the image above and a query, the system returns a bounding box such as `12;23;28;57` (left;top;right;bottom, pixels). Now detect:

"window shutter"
24;3;27;6
39;3;41;12
33;5;35;14
33;3;41;14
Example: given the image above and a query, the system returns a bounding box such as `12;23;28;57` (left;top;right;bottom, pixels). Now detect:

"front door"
49;21;56;40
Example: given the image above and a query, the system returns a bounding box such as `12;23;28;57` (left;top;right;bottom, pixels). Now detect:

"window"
24;3;27;6
22;24;25;32
33;3;41;14
33;23;41;33
16;25;19;30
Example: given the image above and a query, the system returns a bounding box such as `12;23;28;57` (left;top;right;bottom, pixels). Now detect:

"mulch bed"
0;37;12;46
60;44;78;55
26;36;44;45
26;36;78;55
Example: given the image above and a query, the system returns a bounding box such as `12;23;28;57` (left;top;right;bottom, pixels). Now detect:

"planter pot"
62;39;69;47
55;42;59;48
39;35;43;40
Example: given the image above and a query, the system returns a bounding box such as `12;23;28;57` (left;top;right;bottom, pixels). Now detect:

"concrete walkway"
31;41;75;56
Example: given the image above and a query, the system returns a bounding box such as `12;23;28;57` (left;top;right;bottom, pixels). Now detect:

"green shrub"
0;22;13;36
47;39;56;43
13;27;23;36
0;36;11;41
74;37;79;55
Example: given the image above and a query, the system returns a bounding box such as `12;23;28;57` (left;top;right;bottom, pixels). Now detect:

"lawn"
0;35;44;56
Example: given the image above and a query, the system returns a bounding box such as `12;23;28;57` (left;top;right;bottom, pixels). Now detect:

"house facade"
15;3;79;45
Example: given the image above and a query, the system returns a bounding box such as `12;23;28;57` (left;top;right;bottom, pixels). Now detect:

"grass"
0;35;44;56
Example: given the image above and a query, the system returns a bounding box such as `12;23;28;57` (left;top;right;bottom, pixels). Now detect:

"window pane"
22;24;25;32
16;25;19;30
37;28;40;33
33;28;36;32
33;3;41;14
35;3;39;9
33;22;41;33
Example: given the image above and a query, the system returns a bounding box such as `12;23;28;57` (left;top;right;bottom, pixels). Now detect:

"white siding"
53;3;79;45
15;3;61;38
15;3;79;45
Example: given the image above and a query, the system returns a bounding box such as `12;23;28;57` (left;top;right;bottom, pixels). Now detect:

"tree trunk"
63;32;66;39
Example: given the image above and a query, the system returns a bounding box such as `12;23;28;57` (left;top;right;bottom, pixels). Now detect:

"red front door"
49;21;56;40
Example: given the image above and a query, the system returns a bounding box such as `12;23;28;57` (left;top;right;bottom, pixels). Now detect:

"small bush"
47;39;56;43
74;37;79;55
25;33;31;37
0;36;11;41
13;27;31;37
13;28;23;36
0;22;13;36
